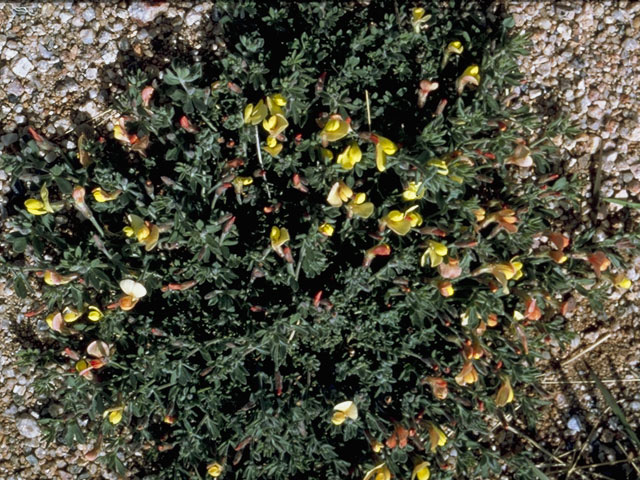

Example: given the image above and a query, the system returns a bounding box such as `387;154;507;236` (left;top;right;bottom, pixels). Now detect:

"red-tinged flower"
524;297;542;320
141;86;154;107
587;251;611;277
487;313;498;327
549;232;570;251
313;290;323;308
363;244;392;268
180;115;199;133
438;280;454;297
549;249;568;264
423;376;448;400
438;258;462;279
417;79;439;108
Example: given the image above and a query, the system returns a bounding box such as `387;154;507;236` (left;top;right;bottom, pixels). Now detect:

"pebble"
79;29;95;45
567;416;582;433
16;415;41;439
11;57;34;78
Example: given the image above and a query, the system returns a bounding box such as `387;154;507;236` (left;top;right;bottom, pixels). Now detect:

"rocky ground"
503;1;640;478
1;1;639;478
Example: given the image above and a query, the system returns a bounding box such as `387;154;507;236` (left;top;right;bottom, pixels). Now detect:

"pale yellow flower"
331;400;358;425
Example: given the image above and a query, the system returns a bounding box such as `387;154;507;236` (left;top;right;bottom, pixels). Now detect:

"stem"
255;126;271;199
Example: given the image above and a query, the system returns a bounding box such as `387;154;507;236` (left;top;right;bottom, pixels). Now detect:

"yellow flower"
412;461;431;480
456;64;481;95
371;440;384;453
373;134;397;172
446;40;463;55
113;124;130;143
43;270;76;286
24;184;58;215
87;306;103;322
24;199;48;215
262;114;289;137
383;205;421;236
327;181;354;207
406;211;422;227
411;7;431;33
346;193;374;219
103;405;124;425
421;240;448;267
484;259;523;293
363;463;391;480
232;176;254;194
62;306;83;323
495;377;515;407
336;142;362;170
428;158;449;176
92;187;121;202
318;222;335;237
270;226;290;250
331;400;358;425
442;40;464;68
264;135;283;156
474;207;486;222
455;360;478;386
402;181;424;201
243;99;268;125
427;423;447;452
614;273;632;289
321;148;334;161
119;279;147;311
266;93;287;115
207;462;223;478
321;116;350;144
124;214;159;251
46;312;65;332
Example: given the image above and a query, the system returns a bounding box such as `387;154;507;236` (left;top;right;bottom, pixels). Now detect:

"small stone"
536;61;552;77
2;48;18;60
628;180;640;195
529;89;542;99
630;401;640;411
85;68;98;80
16;415;41;439
128;1;170;23
621;126;640;142
7;81;25;97
71;16;84;28
83;7;96;22
185;10;202;26
26;454;39;466
602;150;618;164
97;31;113;44
11;57;34;78
59;12;72;23
537;18;552;29
615;190;629;199
623;37;639;51
567;416;582;433
13;384;26;396
101;47;118;64
79;29;95;45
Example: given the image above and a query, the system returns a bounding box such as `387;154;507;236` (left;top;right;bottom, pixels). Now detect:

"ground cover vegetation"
0;1;635;479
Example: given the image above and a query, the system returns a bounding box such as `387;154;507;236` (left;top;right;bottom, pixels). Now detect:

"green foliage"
1;1;636;479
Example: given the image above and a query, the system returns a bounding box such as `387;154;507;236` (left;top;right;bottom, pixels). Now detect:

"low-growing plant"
1;1;636;479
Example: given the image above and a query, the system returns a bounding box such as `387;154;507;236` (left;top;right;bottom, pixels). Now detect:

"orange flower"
587;251;610;277
363;244;391;268
423;376;448;400
438;280;454;297
455;360;478;386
